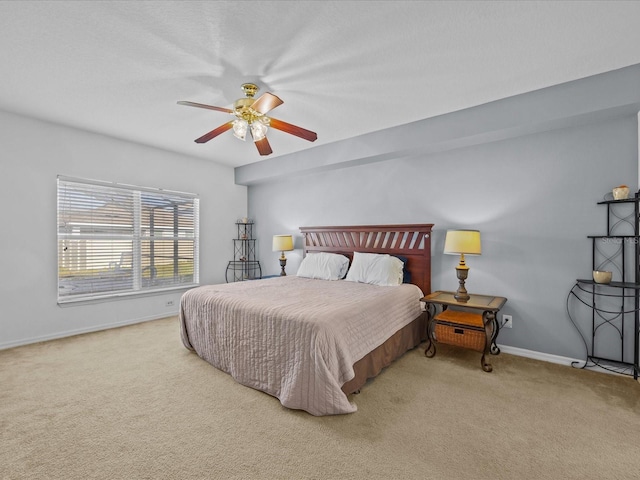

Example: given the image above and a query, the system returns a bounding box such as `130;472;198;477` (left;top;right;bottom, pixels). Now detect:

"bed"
180;224;433;415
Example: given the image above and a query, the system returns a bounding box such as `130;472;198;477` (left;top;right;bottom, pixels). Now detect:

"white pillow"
345;252;404;286
296;252;350;281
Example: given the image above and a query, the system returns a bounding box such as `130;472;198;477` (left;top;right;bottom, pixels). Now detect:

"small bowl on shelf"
593;270;612;284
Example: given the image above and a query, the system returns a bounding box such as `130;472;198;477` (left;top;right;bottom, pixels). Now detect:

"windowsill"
57;283;199;307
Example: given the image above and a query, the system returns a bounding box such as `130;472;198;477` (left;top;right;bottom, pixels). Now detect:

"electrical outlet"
166;300;174;307
502;314;513;329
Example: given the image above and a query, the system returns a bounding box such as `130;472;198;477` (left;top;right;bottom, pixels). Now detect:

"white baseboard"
498;344;629;376
0;311;179;350
497;344;583;366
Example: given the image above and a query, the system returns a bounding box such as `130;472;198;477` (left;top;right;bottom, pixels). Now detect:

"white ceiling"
2;1;640;168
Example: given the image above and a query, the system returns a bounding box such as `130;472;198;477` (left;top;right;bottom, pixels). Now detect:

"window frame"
57;176;199;304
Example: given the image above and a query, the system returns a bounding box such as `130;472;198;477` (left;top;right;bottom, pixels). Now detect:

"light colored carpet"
1;316;639;480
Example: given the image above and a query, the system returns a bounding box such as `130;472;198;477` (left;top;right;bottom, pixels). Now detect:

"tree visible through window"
57;176;199;303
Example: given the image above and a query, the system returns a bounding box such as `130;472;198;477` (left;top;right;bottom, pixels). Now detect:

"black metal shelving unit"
225;221;261;282
568;193;640;379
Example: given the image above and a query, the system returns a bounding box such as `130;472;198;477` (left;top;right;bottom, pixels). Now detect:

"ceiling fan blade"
269;117;318;142
194;121;234;143
177;101;233;114
254;136;273;156
251;93;283;115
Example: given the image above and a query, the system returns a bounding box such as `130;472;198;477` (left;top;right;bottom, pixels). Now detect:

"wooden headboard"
299;224;433;295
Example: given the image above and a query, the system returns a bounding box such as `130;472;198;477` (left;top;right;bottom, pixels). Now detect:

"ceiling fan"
178;83;318;156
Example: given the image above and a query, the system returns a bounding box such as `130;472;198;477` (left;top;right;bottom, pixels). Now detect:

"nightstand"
421;291;507;372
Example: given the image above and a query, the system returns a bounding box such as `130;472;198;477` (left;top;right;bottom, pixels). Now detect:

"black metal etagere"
225;221;262;282
568;192;640;379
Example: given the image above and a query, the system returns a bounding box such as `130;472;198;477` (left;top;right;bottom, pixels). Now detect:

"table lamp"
272;235;294;276
444;229;481;303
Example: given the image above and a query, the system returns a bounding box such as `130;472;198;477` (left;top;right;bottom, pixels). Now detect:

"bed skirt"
341;311;428;395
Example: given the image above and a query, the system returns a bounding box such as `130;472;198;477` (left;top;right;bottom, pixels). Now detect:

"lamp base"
279;256;287;276
454;265;470;303
454;288;470;303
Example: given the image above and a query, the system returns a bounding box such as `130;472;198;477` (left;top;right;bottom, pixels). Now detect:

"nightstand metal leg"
482;311;494;372
481;352;493;372
486;311;501;355
424;303;437;357
425;337;436;358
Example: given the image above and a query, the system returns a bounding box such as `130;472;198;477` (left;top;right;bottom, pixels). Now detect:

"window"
57;176;199;303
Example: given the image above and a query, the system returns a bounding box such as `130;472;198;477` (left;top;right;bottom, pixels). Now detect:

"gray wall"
0;110;246;349
246;67;640;362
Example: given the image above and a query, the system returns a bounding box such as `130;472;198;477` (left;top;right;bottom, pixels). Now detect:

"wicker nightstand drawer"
434;323;486;352
433;309;486;352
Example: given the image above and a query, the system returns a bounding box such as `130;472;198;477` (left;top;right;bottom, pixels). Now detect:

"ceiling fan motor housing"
234;97;264;123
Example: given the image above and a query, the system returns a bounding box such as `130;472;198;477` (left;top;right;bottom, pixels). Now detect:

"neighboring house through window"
57;176;199;303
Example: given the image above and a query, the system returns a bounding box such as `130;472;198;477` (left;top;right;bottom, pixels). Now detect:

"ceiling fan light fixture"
232;118;248;141
250;118;268;141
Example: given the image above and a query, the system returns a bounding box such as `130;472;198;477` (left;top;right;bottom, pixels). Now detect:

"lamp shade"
272;235;294;252
443;230;481;255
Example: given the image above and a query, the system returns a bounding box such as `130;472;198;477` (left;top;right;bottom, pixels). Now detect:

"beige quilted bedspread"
179;275;423;415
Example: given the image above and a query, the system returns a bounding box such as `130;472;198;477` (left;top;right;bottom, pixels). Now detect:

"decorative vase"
612;185;629;200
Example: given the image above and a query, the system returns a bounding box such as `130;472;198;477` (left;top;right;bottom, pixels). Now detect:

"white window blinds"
57;176;199;303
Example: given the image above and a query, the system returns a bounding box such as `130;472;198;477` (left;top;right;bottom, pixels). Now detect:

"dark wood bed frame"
300;224;433;295
299;224;434;395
